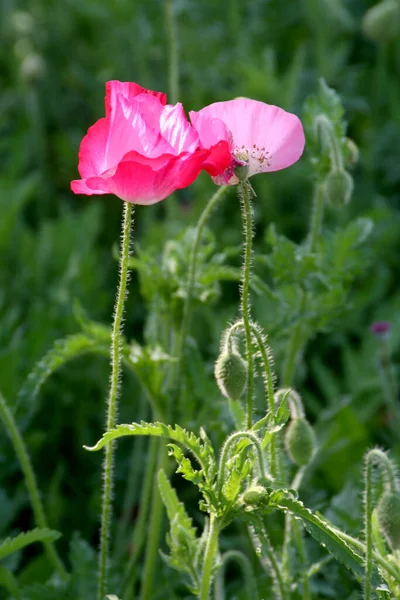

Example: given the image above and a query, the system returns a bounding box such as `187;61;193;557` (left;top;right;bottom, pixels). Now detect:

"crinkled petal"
82;150;210;205
192;99;305;178
77;117;109;179
105;80;166;116
160;103;200;154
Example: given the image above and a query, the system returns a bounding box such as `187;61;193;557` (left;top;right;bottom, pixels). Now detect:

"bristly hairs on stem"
238;181;255;429
98;201;134;600
217;431;268;499
363;448;398;600
225;319;279;478
213;550;258;600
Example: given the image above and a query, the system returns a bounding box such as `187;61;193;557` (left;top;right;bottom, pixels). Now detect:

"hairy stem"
0;392;67;580
238;183;255;429
200;516;220;600
308;182;325;254
98;201;133;600
227;320;278;476
123;436;158;600
364;453;374;600
139;443;169;600
218;431;266;497
176;186;228;408
214;550;257;600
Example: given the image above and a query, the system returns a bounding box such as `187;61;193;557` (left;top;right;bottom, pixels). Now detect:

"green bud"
343;138;360;166
214;350;247;400
324;168;354;206
377;491;400;551
284;418;316;466
362;0;400;43
242;485;267;505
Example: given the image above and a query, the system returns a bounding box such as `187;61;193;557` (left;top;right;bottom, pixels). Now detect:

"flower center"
234;144;271;170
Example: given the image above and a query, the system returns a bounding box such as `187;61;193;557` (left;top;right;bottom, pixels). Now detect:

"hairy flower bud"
324;168;354;206
285;418;316;466
343;138;360;166
377;491;400;551
214;350;247;400
362;0;400;43
242;485;267;505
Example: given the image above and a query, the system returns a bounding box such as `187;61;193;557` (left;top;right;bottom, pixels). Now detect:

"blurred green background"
1;0;399;595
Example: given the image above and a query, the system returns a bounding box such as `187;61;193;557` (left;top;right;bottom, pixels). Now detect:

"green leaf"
0;528;61;560
16;333;110;423
271;496;365;577
158;469;197;542
0;565;21;599
84;421;216;481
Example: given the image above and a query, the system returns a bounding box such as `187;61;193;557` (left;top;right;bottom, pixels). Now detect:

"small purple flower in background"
370;321;391;337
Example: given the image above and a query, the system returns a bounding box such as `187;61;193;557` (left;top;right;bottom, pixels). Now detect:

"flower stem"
217;431;266;497
214;550;257;600
226;320;278;477
200;516;220;600
176;186;228;409
123;436;158;600
0;391;67;580
364;453;374;600
238;182;254;429
139;442;169;600
98;201;133;600
165;0;179;104
308;182;325;254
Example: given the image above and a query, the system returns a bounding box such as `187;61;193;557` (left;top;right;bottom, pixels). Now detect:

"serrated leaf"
0;528;61;560
271;496;366;578
16;333;110;423
158;469;197;542
84;421;216;482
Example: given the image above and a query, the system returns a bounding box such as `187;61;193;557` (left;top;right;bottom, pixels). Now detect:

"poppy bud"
362;0;400;43
343;138;360;166
242;485;267;505
377;491;400;551
284;418;316;466
324;168;354;206
214;350;247;400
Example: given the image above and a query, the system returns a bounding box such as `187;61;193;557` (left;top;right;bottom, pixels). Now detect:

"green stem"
176;186;228;408
293;519;311;600
248;519;286;599
308;182;325;253
98;201;133;600
227;320;278;477
214;550;257;600
0;392;67;580
123;436;158;600
377;336;400;432
218;431;266;497
364;454;374;600
238;183;254;429
139;443;169;600
200;516;220;600
165;0;179;104
281;289;307;387
329;526;400;584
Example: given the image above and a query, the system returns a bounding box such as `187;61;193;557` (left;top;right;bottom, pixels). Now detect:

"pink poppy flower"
71;81;231;204
190;98;305;185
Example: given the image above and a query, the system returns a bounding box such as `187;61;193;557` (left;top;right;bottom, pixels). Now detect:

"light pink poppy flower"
190;98;305;185
71;81;231;204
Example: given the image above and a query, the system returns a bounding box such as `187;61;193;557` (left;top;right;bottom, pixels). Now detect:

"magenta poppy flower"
190;98;305;185
71;81;231;204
